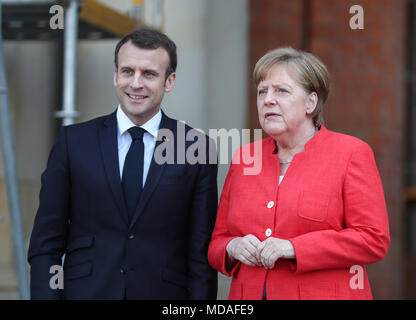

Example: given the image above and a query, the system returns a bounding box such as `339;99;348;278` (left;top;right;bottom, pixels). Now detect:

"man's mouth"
126;93;148;101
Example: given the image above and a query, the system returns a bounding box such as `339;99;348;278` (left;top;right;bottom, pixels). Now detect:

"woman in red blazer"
208;47;390;300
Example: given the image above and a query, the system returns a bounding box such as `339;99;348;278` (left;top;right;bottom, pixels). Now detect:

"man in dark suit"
27;29;218;299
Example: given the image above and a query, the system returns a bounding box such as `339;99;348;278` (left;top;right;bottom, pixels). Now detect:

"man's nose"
130;75;143;89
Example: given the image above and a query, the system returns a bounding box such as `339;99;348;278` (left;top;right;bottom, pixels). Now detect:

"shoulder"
56;113;115;146
318;128;377;169
320;127;373;154
231;137;273;164
162;112;201;133
64;113;113;132
163;112;213;143
238;137;273;152
161;112;217;164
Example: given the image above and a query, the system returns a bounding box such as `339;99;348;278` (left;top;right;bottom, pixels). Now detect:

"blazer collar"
272;124;328;154
304;124;327;151
100;110;129;225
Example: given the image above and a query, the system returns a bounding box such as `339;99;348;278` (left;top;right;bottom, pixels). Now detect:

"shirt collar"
116;105;161;139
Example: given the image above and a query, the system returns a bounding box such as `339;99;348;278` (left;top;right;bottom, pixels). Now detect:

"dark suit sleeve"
27;127;70;299
187;137;218;299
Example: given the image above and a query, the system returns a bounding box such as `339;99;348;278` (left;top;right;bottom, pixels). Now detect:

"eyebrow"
118;66;160;75
119;65;132;71
258;83;293;90
143;69;160;75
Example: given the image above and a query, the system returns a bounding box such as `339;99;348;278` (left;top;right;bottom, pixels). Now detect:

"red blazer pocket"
297;190;330;222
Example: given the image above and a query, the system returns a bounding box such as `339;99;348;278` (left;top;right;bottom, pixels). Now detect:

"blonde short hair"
253;47;330;128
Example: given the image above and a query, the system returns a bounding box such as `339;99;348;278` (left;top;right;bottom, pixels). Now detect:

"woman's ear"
306;92;318;115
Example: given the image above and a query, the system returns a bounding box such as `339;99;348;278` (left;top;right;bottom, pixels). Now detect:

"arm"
289;142;390;273
27;127;70;299
207;162;242;277
187;137;219;299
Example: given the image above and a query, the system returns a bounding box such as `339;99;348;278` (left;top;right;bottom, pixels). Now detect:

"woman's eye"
258;89;267;95
278;88;288;93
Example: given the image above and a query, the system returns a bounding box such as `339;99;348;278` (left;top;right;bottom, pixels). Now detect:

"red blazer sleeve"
289;141;390;273
208;162;241;277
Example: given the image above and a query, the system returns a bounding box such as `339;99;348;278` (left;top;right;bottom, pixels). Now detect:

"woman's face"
257;63;316;138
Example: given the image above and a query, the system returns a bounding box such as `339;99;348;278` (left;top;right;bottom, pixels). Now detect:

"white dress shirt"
116;106;161;187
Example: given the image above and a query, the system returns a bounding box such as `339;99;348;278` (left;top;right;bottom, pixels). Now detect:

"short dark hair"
114;28;177;80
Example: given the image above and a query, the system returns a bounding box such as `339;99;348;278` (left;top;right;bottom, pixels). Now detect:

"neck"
275;122;316;159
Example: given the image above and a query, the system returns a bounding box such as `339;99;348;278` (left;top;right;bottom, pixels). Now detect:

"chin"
261;123;286;137
124;103;148;115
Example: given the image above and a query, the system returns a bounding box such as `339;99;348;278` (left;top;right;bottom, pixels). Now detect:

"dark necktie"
122;127;146;221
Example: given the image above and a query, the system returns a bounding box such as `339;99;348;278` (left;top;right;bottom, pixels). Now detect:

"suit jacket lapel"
129;111;175;229
99;111;129;226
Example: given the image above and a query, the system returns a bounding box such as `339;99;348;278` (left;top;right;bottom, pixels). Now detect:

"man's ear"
113;67;118;87
306;91;318;115
164;72;176;93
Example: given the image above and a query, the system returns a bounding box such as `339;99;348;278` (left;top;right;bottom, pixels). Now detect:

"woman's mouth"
265;112;281;119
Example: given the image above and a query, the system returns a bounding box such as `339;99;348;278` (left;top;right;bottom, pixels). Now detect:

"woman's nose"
264;90;276;106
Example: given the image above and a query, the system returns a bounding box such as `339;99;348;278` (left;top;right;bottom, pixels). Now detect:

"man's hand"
226;235;262;267
256;237;295;269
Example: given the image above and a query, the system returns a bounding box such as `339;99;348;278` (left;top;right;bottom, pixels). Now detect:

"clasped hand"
226;234;295;269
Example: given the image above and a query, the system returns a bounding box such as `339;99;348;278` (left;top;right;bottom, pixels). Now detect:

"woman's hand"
256;237;296;269
226;234;262;267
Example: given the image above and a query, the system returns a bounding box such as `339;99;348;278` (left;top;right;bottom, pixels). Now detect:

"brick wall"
249;0;305;129
249;0;406;299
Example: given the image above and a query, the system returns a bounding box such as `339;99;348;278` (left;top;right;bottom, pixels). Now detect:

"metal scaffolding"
55;0;80;126
0;0;30;299
0;0;150;299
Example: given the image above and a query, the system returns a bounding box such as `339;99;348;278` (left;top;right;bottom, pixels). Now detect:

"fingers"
258;238;281;269
261;248;279;269
238;249;258;267
239;235;262;266
229;234;262;267
245;234;262;247
243;235;261;263
255;241;266;262
227;235;287;269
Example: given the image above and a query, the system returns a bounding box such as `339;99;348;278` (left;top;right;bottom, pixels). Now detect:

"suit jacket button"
129;234;135;240
120;267;126;274
265;228;272;237
267;201;274;208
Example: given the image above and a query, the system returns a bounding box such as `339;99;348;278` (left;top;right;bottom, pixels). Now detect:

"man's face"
114;41;176;126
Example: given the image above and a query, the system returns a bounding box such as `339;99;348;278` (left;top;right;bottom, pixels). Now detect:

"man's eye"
144;71;155;77
122;69;132;74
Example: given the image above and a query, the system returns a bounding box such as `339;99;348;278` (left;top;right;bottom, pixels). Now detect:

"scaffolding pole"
0;0;30;300
55;0;80;125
